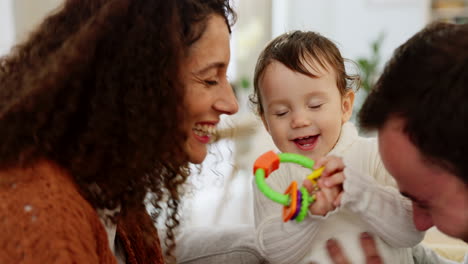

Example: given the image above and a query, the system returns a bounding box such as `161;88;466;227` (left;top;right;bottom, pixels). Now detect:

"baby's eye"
309;104;322;109
274;111;288;117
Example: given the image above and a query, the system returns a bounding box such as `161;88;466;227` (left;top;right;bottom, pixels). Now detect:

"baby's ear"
260;114;271;134
341;90;355;123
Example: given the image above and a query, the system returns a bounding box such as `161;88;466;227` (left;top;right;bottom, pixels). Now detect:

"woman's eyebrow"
193;62;226;75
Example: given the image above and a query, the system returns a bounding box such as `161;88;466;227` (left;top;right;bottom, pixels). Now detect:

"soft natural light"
0;0;14;56
2;1;467;262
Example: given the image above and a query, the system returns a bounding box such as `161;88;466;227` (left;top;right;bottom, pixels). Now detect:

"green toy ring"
253;151;321;222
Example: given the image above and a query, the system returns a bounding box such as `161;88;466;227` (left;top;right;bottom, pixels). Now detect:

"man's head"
359;22;468;241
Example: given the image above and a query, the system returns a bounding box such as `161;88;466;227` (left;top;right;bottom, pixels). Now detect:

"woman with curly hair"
0;0;238;263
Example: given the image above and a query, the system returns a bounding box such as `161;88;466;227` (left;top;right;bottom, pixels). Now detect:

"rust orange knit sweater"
0;160;164;264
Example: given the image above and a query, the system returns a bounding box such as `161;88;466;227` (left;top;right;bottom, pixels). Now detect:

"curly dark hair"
0;0;236;260
359;22;468;183
250;30;359;116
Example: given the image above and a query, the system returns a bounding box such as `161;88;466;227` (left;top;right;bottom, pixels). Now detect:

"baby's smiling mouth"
293;135;318;148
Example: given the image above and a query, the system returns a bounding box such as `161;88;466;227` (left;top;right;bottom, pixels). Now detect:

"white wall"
335;0;430;64
0;0;14;55
12;0;63;42
0;0;63;56
274;0;431;68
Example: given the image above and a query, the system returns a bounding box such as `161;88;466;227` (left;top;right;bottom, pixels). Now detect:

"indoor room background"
1;0;467;261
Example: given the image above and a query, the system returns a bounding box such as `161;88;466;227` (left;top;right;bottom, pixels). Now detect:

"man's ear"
261;114;271;134
341;90;355;123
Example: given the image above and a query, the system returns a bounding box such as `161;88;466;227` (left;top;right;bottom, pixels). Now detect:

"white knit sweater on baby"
253;122;424;264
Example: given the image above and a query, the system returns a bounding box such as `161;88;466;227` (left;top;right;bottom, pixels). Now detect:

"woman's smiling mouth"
193;123;216;143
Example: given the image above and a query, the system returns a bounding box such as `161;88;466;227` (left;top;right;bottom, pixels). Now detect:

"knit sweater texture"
0;159;164;264
253;122;424;264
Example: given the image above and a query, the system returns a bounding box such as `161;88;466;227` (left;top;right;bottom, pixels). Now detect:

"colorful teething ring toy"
253;151;324;222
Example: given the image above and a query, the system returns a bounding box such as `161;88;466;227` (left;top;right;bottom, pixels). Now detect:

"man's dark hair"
359;22;468;182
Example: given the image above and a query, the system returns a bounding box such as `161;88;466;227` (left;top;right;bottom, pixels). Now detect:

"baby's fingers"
313;156;329;170
309;191;334;216
323;172;345;188
334;192;343;207
313;156;345;177
302;179;315;193
318;180;340;205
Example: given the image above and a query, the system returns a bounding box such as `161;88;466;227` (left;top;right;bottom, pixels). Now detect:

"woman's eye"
204;80;218;86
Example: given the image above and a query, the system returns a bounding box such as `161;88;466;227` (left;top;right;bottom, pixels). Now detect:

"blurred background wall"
11;0;63;41
0;0;14;55
1;0;467;260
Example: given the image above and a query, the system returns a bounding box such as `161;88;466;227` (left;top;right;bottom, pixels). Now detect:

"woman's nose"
213;82;239;115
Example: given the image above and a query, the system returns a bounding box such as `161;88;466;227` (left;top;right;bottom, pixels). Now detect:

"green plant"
238;76;251;90
357;33;385;93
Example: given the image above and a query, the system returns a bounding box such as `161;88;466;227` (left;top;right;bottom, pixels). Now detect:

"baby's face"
259;60;353;161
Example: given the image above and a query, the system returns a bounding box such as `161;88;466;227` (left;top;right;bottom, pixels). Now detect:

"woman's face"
180;15;239;164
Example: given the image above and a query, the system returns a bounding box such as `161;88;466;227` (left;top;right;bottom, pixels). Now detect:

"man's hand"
326;233;384;264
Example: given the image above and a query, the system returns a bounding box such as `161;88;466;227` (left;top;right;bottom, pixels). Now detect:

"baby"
250;30;423;264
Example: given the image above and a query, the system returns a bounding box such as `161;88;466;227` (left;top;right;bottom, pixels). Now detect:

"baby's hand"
302;156;346;215
304;181;341;216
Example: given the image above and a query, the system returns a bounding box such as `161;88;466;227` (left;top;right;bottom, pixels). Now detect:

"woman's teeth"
193;124;216;136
